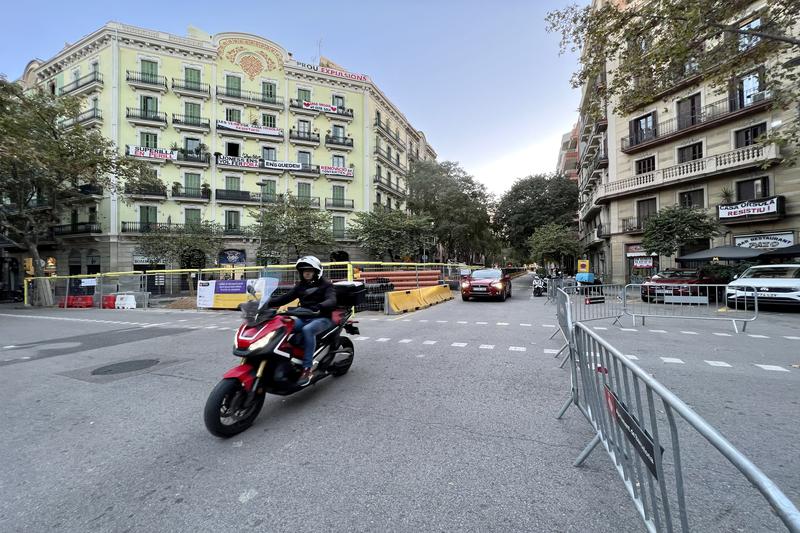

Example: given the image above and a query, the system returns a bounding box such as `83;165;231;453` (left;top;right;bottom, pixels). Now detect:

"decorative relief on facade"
238;55;264;80
217;37;282;79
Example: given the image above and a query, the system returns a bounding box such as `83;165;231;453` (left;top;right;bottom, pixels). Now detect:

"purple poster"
215;280;246;294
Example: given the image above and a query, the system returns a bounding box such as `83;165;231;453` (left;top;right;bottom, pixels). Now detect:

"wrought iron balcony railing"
126;71;167;89
59;71;103;95
125;108;167;123
171;78;210;95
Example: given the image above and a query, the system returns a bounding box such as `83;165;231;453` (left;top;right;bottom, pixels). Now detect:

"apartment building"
578;4;798;283
12;22;436;277
557;123;580;182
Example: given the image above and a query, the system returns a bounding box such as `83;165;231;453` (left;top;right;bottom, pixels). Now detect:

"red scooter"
204;278;364;437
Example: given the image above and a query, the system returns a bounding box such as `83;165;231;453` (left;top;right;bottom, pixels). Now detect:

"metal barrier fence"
624;284;759;333
570;322;800;532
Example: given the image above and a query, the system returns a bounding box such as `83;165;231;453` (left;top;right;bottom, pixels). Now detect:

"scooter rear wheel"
204;378;265;438
331;337;355;377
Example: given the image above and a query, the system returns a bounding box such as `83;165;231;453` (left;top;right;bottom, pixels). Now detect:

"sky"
0;0;583;197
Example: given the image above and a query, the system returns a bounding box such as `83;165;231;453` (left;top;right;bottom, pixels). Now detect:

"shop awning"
757;244;800;258
676;245;764;261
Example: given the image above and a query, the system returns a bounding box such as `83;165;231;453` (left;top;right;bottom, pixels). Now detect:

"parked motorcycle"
203;277;364;438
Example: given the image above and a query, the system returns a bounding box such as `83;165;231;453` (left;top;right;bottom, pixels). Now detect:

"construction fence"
553;287;800;532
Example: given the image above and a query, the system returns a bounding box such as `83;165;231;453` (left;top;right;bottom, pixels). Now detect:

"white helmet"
295;255;323;278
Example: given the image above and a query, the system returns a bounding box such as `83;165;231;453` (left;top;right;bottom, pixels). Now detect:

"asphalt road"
0;273;796;532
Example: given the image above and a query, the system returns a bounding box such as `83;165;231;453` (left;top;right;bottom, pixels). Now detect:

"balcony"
53;222;102;236
374;146;407;173
172;114;210;133
78;184;103;196
172;78;211;99
621;90;773;153
121;222;183;233
580;189;601;221
126;71;168;92
216;120;284;141
289;98;320;116
374;118;405;151
174;151;211;168
224;226;245;236
288;163;321;178
125;108;167;128
124;185;167;199
216;189;262;204
620;216;651;234
718;195;785;225
288;130;320;146
216;86;284;110
59;71;103;96
62;108;103;128
598;144;781;201
325;135;354;151
374;175;406;196
333;229;356;241
325;198;355;211
215;154;263;172
325;106;354;122
296;196;321;208
596;224;610;239
172;187;211;202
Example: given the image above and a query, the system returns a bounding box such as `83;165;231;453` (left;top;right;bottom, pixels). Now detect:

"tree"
641;205;720;257
546;1;800;160
349;209;433;261
0;79;157;305
406;160;496;263
493;174;579;258
527;223;580;269
248;194;334;263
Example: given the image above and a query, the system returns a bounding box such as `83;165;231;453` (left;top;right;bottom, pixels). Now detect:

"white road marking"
457;321;468;324
376;338;390;342
755;364;789;372
178;319;188;322
661;357;684;364
705;361;732;367
520;323;532;327
451;342;467;347
713;332;732;337
369;318;381;321
355;336;370;341
593;326;608;330
398;339;413;343
232;440;243;448
541;324;556;328
2;346;16;349
509;346;526;352
401;319;412;322
205;326;218;329
423;340;437;345
416;354;426;358
476;321;488;325
238;489;258;504
620;328;638;332
479;345;494;350
623;354;639;360
649;329;667;333
218;327;231;331
784;336;800;340
436;320;448;323
680;331;698;335
418;319;429;323
496;322;509;326
20;356;31;360
747;334;769;339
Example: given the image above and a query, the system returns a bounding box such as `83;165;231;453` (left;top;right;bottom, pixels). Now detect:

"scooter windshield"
257;277;280;307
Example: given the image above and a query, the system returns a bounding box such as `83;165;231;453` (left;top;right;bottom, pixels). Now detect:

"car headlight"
461;281;470;289
491;281;504;289
249;331;276;351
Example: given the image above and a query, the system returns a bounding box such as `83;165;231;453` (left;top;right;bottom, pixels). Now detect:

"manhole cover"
91;359;160;375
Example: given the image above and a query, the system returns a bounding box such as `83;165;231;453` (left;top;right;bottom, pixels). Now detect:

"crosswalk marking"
436;320;448;323
624;354;639;360
423;340;437;345
649;329;667;333
457;321;468;324
509;346;526;352
451;342;467;347
620;328;638;332
520;323;532;327
748;334;769;339
418;319;429;323
680;331;698;335
661;357;684;364
754;364;789;372
705;361;732;367
713;332;732;337
476;321;488;325
398;339;412;343
785;336;800;340
593;326;608;330
541;324;556;328
355;336;370;341
376;338;390;342
479;345;494;350
543;349;560;354
496;322;509;326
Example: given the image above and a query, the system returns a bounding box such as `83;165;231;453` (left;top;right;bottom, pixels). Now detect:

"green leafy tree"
494;174;579;257
349;209;433;261
641;205;721;257
0;79;158;305
527;223;580;270
249;194;334;263
546;1;800;160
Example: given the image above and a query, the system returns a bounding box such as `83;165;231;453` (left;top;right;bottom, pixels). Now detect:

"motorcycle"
203;277;364;438
532;276;545;297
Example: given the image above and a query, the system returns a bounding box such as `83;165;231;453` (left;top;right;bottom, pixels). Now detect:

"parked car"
726;264;800;307
461;269;512;301
640;268;723;302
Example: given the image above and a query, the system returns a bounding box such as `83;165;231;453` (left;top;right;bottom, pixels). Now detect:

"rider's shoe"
297;368;313;386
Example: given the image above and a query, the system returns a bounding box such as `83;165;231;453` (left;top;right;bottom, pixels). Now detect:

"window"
140;95;158;116
141;60;158;81
738;18;761;51
635;156;655;175
677;142;703;163
386;146;393;159
678;189;704;208
736;177;769;201
375;110;382;124
262;81;276;100
677;93;701;129
225;108;241;123
333;216;345;237
332;155;345;167
185;173;201;192
332;125;345;139
185;102;201;119
139;205;157;225
225;210;240;230
376;164;383;178
184;138;201;154
262;146;276;161
185;208;201;225
637;198;657;223
297;182;311;199
629;112;656;144
49;81;56;95
297;120;311;134
140;132;158;148
260;180;276;200
225;75;241;96
88;206;97;224
225;176;240;191
298;151;311;165
731;70;764;110
91;61;99;73
91;97;99;110
184;67;201;89
332;94;344;108
297;88;311;102
376;192;382;205
396;200;402;209
225;142;240;157
262;114;276;128
735;123;767;148
72;69;80;82
332;185;345;201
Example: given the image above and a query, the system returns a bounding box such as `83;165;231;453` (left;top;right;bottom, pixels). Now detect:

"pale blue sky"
0;0;582;195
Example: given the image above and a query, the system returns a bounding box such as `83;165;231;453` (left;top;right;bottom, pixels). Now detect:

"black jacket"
268;276;337;317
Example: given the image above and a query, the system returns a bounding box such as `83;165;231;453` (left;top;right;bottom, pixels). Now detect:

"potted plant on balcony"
172;182;183;196
195;142;208;155
719;186;734;204
201;182;211;198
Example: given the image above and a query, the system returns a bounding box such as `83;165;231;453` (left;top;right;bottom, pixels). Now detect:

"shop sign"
219;249;246;264
320;165;354;177
133;254;161;265
293;61;369;82
633;257;654;268
216;120;283;137
127;145;177;160
719;197;779;219
302;101;337;113
262;160;303;171
625;243;648;258
216;154;261;168
734;232;794;250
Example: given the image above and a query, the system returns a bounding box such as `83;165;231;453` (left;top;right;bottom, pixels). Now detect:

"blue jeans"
294;317;333;369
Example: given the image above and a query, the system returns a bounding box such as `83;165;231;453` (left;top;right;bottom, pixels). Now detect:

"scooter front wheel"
204;378;265;438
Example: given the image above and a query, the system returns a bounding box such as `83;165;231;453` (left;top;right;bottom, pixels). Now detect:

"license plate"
472;286;487;292
758;292;777;298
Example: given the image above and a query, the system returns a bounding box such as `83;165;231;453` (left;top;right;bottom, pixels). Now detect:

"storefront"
625;243;659;283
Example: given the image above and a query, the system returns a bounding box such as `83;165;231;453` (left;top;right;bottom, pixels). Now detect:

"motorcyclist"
267;256;337;386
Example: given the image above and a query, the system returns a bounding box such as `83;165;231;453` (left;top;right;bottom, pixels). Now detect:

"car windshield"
472;269;501;279
740;266;800;279
654;269;698;279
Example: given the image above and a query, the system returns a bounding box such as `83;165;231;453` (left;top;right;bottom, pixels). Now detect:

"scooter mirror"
247;285;256;295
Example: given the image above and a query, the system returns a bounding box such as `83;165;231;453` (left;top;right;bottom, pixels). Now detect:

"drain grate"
91;359;160;375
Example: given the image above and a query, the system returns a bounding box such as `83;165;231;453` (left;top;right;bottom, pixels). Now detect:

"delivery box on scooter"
333;281;366;307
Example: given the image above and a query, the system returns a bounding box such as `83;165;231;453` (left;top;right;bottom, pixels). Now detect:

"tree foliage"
546;1;800;160
526;223;580;267
641;205;721;257
349;209;433;261
406;160;497;263
135;221;224;268
248;194;334;263
493;174;579;258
